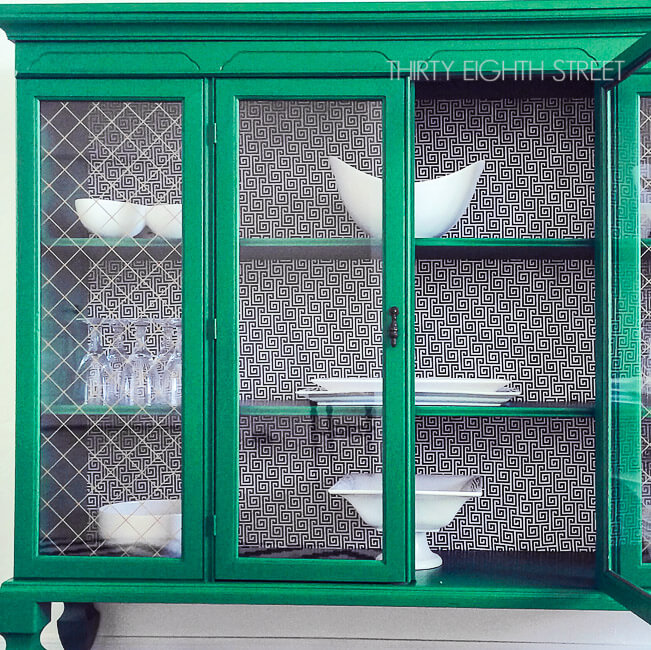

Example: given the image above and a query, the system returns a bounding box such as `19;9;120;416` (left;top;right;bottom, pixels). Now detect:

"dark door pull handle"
388;306;399;347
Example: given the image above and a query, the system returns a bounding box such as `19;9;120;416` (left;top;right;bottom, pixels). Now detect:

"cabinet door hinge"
212;514;218;537
209;123;217;145
212;318;218;340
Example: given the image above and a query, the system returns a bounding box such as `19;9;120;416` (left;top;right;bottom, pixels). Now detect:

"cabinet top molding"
2;1;651;41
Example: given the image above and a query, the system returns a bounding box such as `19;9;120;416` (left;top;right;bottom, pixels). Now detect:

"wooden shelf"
41;237;181;261
239;238;380;260
42;237;181;248
415;238;595;259
239;237;595;260
415;402;595;418
239;400;381;417
239;401;593;418
42;404;179;417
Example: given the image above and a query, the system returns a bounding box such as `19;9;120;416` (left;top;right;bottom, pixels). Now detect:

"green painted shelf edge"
42;237;182;248
239;401;594;418
0;578;623;611
415;403;595;417
240;401;382;417
42;404;179;416
416;237;595;248
238;237;595;259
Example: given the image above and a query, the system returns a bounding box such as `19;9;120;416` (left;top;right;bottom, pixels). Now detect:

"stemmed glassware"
76;317;107;405
74;317;181;408
642;319;651;408
162;319;182;408
150;319;176;405
104;320;129;405
122;319;155;406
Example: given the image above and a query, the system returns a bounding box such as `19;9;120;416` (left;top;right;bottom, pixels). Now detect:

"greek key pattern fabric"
238;416;595;552
415;258;595;402
239;99;382;239
240;257;594;402
415;96;595;238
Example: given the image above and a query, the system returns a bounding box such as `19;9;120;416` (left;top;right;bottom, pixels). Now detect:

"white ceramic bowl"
74;198;145;238
329;473;482;570
144;203;183;239
97;498;181;556
310;377;508;394
328;156;485;238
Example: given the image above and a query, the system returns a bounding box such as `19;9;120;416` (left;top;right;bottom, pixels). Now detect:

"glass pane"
238;99;384;560
642;97;651;563
39;100;183;557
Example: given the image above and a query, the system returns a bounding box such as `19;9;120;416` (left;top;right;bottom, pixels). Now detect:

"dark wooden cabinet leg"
57;603;100;650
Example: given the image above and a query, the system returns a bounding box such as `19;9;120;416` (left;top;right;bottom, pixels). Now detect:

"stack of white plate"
297;378;520;407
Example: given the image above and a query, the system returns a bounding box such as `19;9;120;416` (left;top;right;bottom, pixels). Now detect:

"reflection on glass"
237;99;384;561
123;320;154;406
39;100;183;557
76;318;106;405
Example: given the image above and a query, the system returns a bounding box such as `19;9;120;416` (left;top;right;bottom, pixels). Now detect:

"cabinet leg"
1;633;46;649
57;603;100;650
0;599;50;650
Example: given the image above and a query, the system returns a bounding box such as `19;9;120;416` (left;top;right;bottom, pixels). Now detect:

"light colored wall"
2;2;651;648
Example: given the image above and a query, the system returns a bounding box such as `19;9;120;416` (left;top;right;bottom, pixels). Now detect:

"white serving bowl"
74;198;145;238
329;473;482;570
144;203;183;239
97;498;181;557
310;377;508;394
328;156;485;238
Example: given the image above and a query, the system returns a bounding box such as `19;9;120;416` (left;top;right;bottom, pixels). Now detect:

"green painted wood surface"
610;74;647;586
6;0;651;616
14;78;206;581
0;555;624;610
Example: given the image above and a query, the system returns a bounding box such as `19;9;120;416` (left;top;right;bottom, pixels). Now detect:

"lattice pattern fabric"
39;100;183;556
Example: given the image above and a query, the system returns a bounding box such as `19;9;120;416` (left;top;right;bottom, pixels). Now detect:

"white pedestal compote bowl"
329;473;483;570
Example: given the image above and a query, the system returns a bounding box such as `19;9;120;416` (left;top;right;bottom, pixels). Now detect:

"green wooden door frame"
15;77;206;581
213;76;412;583
597;40;651;620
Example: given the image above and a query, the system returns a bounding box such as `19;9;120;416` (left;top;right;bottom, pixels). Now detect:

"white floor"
20;603;651;650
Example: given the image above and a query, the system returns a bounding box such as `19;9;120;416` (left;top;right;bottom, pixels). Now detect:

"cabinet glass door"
599;36;651;621
214;78;410;582
16;79;204;580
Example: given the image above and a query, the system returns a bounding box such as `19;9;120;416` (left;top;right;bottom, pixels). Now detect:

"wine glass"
104;319;129;405
162;319;182;407
150;319;176;405
643;319;651;408
122;319;154;406
76;317;106;405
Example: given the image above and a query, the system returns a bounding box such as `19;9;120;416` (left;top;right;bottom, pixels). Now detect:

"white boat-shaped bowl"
328;156;485;238
144;203;183;239
329;473;482;570
75;198;146;238
97;498;181;557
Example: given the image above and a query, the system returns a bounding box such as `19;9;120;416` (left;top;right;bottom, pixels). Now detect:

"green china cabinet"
5;1;651;647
